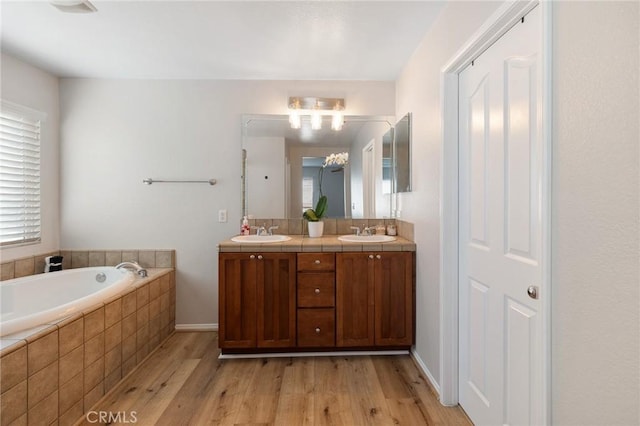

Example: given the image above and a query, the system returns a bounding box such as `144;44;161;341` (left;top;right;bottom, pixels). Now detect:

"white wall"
552;2;639;424
397;1;639;424
0;53;60;261
395;0;502;385
59;80;394;326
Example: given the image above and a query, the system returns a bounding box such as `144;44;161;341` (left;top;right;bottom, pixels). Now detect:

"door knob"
249;255;255;259
314;288;320;294
314;260;321;264
257;255;263;260
315;327;321;334
527;285;539;300
376;254;381;260
368;254;374;259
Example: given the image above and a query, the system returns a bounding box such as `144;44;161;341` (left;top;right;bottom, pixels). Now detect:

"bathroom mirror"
242;114;394;219
394;113;412;193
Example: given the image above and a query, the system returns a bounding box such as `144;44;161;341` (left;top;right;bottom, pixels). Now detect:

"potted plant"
303;152;348;237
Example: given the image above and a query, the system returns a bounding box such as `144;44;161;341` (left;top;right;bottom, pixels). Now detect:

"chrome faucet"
252;224;268;236
362;225;374;236
115;261;148;278
349;226;361;236
267;225;279;236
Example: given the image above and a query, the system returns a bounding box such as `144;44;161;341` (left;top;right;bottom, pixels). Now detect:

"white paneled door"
458;5;544;426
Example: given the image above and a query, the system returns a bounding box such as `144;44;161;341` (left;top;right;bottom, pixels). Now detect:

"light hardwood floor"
80;332;471;425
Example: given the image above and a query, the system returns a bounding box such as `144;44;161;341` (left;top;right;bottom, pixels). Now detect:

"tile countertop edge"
217;235;416;252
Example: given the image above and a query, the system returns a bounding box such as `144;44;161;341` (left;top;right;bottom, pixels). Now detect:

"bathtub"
0;266;136;337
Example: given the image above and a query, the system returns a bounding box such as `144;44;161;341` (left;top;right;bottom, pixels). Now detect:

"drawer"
297;308;335;347
297;253;335;271
297;273;335;307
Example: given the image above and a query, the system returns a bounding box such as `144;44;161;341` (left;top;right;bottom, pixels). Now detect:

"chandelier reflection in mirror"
288;97;345;131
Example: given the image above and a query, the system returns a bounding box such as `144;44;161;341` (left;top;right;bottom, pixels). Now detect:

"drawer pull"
315;327;321;334
369;254;374;259
250;255;255;259
314;288;321;294
314;260;321;264
257;255;263;260
376;254;381;259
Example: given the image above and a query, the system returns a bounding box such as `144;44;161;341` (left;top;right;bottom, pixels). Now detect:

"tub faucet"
116;261;148;278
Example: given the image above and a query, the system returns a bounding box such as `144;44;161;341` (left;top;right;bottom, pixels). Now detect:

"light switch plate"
218;209;227;223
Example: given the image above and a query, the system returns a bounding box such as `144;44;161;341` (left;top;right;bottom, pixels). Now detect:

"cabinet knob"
250;255;255;259
369;254;374;259
314;288;320;294
257;255;263;260
314;260;321;264
315;327;321;334
376;254;381;260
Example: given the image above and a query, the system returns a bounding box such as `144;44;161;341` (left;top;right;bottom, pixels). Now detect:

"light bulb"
289;110;301;129
331;111;343;131
311;110;322;130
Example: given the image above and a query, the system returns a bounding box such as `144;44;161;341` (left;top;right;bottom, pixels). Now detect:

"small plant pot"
307;221;324;238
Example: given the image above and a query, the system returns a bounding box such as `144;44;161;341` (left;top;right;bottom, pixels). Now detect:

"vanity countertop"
217;235;416;252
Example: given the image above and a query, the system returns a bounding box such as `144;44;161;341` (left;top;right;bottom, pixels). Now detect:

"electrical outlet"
218;209;227;223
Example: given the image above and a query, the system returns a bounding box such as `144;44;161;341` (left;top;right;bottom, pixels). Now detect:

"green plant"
303;195;327;222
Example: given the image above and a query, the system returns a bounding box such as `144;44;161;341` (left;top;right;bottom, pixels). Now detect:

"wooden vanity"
217;235;415;354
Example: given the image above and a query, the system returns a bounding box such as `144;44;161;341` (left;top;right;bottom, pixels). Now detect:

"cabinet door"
256;253;296;348
219;253;257;349
374;252;414;346
336;253;375;347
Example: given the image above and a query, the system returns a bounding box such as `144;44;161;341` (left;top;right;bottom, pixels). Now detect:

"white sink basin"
338;235;397;243
231;235;292;243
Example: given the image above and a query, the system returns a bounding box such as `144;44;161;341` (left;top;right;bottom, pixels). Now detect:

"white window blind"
0;102;42;247
302;176;314;211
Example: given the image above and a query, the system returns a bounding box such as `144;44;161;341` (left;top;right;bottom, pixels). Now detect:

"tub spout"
115;261;148;278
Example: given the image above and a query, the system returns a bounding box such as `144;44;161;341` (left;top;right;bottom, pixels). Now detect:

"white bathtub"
0;267;136;337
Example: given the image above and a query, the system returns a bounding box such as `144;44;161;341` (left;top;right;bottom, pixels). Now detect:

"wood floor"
81;332;471;425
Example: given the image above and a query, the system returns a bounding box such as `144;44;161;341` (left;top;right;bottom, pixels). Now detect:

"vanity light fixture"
50;0;97;13
288;97;346;131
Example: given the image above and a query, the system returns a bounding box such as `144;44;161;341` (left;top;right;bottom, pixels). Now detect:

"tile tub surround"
0;249;175;281
0;268;176;426
242;218;414;240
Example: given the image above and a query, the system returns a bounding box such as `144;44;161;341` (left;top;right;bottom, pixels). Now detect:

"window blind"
0;105;42;246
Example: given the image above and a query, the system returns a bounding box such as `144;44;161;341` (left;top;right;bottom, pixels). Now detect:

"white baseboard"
410;348;442;398
174;323;218;331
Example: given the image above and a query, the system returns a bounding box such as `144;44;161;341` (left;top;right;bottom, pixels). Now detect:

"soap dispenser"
241;216;250;235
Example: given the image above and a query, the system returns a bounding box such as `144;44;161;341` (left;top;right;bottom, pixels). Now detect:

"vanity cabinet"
218;252;296;349
336;252;414;347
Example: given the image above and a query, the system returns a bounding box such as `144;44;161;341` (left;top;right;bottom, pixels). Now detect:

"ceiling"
0;1;445;80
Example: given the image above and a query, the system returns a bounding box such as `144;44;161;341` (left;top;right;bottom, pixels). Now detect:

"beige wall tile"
122;290;136;317
58;400;82;426
136;305;149;330
34;252;59;275
120;251;138;263
0;346;27;394
138;250;156;268
149;316;160;339
83;307;104;341
136;345;149;364
160;310;170;330
14;258;35;278
27;330;58;375
104;345;121;377
83;382;103;412
0;261;15;281
59;345;83;383
121;335;136;364
28;390;58;426
149;299;160;320
83;357;104;392
160;292;170;313
323;219;337;235
149;279;160;301
1;380;27;424
8;413;27;426
58;317;83;357
104;323;122;354
104;251;122;266
136;285;149;308
149;333;159;349
88;251;106;267
27;361;57;409
58;372;82;415
70;252;89;269
121;314;136;340
336;219;355;235
104;367;122;394
104;299;122;329
289;219;303;235
159;274;170;294
84;334;104;367
155;251;173;268
121;355;136;377
271;219;289;235
136;325;149;352
60;251;72;271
